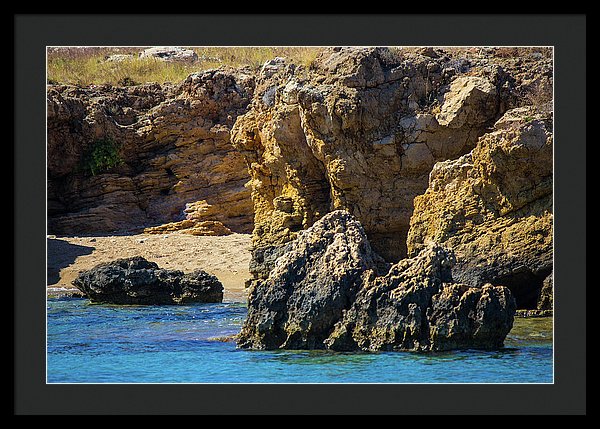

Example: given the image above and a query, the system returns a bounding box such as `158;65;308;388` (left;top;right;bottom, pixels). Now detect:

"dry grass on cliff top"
47;47;323;86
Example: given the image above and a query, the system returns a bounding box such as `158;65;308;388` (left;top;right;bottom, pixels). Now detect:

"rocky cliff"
47;47;553;314
230;47;553;285
47;68;255;235
406;106;553;309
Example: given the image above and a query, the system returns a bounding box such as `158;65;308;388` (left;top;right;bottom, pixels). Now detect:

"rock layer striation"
406;107;553;309
47;68;255;235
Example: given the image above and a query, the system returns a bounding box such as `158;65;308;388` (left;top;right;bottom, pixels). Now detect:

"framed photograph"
15;14;586;415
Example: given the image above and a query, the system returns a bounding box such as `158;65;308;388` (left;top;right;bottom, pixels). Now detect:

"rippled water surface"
47;298;553;383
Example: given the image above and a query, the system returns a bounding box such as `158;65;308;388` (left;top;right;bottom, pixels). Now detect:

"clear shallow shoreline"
46;298;552;384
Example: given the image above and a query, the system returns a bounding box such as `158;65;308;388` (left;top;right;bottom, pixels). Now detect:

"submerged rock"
237;211;516;352
72;256;223;304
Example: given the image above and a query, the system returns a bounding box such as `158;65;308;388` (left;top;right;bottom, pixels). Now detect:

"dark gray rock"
247;244;290;282
237;211;516;352
237;210;381;350
326;246;516;352
72;256;223;304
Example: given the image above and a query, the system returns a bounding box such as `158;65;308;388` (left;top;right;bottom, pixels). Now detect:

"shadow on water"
47;238;94;285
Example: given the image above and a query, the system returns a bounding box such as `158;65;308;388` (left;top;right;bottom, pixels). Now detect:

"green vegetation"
80;137;123;176
47;47;323;86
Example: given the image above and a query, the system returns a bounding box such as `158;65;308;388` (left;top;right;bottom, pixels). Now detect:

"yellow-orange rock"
406;107;553;309
47;68;255;235
144;219;232;236
231;48;510;280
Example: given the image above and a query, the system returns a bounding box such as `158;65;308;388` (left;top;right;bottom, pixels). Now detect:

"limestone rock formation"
231;47;530;283
406;107;553;309
72;256;223;304
237;210;382;349
143;219;233;236
47;68;255;235
237;211;516;351
139;46;198;63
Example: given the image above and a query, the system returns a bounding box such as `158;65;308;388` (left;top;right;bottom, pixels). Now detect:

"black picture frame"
14;14;586;415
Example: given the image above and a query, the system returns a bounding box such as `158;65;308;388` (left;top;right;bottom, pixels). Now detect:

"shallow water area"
47;297;553;383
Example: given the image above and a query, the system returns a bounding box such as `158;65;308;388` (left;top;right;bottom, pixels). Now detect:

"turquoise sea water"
46;298;553;383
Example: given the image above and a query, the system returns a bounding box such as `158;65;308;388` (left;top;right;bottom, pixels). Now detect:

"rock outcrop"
406;107;553;309
139;46;198;63
47;68;255;235
48;47;553;316
237;211;516;351
143;219;233;236
231;47;548;283
537;272;553;311
73;256;223;304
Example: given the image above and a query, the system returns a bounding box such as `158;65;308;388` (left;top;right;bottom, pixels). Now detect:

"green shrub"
117;76;137;86
80;137;123;176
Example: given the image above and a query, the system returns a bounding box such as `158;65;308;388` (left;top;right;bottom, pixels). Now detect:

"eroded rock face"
231;47;511;281
406;107;553;309
237;211;516;351
72;256;223;304
237;211;382;349
537;272;553;311
47;68;255;235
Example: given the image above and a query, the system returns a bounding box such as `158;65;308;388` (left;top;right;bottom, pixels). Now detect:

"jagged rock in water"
237;211;516;351
406;107;553;309
237;211;383;350
231;47;534;283
72;256;223;304
47;68;255;235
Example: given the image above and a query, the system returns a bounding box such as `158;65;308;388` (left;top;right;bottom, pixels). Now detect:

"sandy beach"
47;232;252;302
